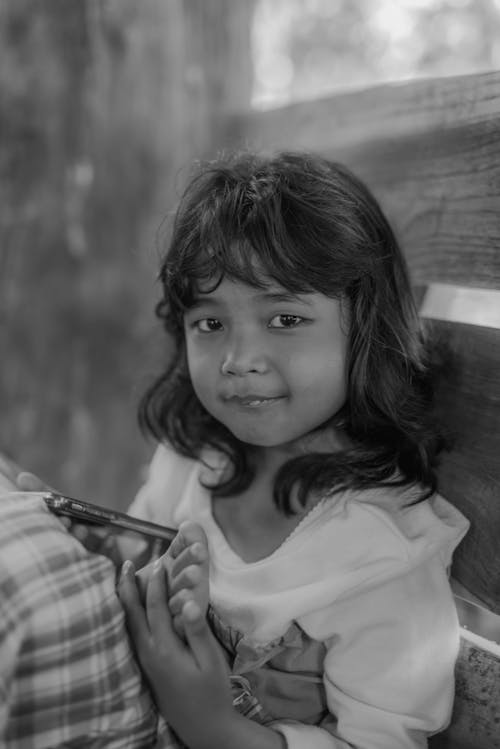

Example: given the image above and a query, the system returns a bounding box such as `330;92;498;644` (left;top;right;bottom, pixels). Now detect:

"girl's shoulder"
145;442;199;488
314;485;470;571
128;442;228;526
288;485;467;570
128;443;201;525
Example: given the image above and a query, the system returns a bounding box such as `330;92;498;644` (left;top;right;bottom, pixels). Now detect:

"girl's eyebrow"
256;290;313;305
188;289;313;310
188;297;220;310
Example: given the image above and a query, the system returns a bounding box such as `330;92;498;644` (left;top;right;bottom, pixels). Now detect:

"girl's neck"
211;429;350;563
211;456;311;562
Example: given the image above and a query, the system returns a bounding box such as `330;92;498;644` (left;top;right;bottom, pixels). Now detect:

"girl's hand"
118;558;234;749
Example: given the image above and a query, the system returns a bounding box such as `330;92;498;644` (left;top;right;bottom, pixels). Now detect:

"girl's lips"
224;394;286;408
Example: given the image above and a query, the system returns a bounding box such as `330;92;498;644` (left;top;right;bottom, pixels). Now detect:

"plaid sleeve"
0;493;159;749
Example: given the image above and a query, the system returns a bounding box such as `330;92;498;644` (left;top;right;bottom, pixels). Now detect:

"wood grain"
428;320;500;613
430;632;500;749
224;72;500;289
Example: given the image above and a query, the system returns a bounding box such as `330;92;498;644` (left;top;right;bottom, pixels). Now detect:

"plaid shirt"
0;492;159;749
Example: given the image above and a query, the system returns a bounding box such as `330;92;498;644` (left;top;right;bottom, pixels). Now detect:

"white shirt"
130;444;469;749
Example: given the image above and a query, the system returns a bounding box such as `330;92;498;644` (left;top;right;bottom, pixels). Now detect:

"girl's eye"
268;314;304;329
195;318;223;333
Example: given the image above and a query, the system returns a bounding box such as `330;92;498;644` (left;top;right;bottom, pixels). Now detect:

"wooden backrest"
222;70;500;616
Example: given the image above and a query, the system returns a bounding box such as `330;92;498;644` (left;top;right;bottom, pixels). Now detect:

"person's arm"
272;557;460;749
0;494;158;748
0;560;23;742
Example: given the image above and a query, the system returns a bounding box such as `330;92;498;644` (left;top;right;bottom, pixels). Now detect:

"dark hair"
139;150;444;514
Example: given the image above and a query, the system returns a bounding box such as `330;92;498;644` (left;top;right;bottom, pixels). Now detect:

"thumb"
17;472;51;492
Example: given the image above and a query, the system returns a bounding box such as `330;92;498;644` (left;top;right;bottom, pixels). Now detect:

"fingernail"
121;560;133;579
192;542;205;561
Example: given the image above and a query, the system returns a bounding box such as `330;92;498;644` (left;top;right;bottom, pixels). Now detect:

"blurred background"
2;0;500;510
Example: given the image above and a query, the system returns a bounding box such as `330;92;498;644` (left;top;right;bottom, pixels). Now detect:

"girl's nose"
220;340;268;377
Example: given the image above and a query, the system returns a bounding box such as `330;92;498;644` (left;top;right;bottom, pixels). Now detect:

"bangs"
165;204;354;316
173;237;328;305
160;152;380;325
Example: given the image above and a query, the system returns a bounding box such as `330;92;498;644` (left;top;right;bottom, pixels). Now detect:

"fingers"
120;559;187;667
145;560;177;642
120;557;226;694
168;521;208;562
169;523;209;599
118;560;151;650
170;540;207;574
16;472;51;492
169;559;204;598
134;551;174;602
182;601;222;672
128;522;210;649
134;561;155;603
183;600;205;628
166;523;210;629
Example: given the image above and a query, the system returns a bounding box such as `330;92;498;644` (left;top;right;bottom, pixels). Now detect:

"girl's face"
183;276;349;453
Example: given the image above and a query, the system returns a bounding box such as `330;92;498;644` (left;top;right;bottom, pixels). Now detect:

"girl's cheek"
190;374;215;411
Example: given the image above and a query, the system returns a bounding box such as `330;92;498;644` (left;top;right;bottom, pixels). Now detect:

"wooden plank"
226;71;500;153
223;72;500;289
421;285;500;329
428;320;500;614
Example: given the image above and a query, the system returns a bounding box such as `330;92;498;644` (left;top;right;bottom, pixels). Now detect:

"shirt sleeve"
273;557;459;748
0;494;159;748
127;443;196;526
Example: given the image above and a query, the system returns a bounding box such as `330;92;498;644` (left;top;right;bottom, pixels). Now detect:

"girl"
118;150;469;749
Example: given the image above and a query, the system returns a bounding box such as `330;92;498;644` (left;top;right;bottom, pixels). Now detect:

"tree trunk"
0;0;255;508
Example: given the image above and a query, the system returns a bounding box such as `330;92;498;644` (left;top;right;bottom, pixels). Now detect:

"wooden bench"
220;70;500;747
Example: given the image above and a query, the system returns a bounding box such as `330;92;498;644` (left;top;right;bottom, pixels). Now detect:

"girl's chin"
227;425;349;456
226;428;312;452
